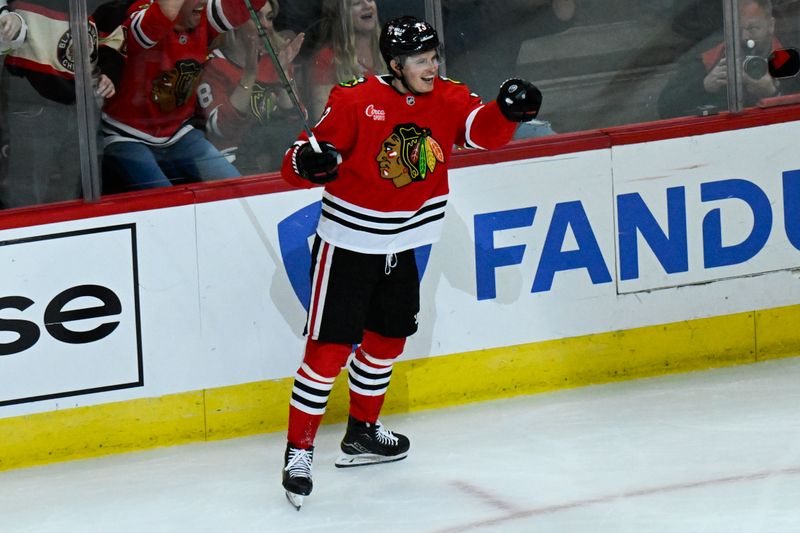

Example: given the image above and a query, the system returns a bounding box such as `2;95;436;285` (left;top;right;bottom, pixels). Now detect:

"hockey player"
279;16;541;509
100;0;267;193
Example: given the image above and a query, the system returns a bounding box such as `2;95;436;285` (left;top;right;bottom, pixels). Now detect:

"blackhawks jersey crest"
376;123;445;188
151;59;203;112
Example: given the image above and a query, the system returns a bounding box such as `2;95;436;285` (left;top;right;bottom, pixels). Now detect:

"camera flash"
746;39;755;49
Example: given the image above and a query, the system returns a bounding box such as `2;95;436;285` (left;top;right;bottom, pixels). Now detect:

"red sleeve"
199;58;249;146
446;81;516;150
466;100;517;150
281;82;358;189
127;1;174;48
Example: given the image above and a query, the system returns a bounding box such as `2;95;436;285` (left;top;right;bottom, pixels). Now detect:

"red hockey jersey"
101;0;264;146
198;48;286;157
281;74;517;254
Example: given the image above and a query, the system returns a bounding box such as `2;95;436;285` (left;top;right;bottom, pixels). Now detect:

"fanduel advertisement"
0;224;143;406
276;126;800;306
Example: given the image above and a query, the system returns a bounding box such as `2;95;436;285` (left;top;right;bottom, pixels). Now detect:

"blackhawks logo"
151;59;202;112
376;123;445;188
56;23;99;73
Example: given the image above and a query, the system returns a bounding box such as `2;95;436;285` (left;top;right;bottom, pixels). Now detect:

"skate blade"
285;491;304;511
334;451;408;468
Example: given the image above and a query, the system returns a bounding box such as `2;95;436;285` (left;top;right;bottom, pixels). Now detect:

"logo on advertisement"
365;104;386;121
0;224;143;407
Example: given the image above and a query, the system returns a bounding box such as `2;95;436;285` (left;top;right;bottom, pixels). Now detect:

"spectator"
101;0;266;194
1;0;116;208
308;0;384;120
197;0;305;174
658;0;796;118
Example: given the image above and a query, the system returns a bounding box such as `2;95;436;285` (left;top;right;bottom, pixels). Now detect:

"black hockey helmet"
379;16;440;68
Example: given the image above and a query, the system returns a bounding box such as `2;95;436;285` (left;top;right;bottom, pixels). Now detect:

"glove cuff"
290;141;308;178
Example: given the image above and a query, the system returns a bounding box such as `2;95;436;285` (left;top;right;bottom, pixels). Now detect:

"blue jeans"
102;128;240;194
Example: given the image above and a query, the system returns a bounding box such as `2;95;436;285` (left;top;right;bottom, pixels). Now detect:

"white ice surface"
2;358;799;532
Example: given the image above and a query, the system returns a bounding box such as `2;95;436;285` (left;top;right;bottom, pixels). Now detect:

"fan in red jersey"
100;0;266;193
196;0;305;174
278;15;542;510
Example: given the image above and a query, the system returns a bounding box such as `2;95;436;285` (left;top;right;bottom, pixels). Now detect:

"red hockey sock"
287;340;352;448
348;331;405;423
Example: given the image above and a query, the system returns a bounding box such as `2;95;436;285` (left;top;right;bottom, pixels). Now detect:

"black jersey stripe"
321;210;445;235
321;196;447;225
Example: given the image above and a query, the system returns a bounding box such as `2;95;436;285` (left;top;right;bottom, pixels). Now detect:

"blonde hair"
319;0;384;82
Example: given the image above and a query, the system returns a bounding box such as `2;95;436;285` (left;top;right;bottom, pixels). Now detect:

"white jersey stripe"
320;201;446;232
317;192;449;253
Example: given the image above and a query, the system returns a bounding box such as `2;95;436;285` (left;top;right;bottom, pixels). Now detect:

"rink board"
2;120;800;470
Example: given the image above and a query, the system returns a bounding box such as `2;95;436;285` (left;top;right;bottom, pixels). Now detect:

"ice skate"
282;444;313;510
335;416;410;468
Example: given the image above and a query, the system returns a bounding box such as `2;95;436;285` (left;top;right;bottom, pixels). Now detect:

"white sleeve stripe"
131;10;156;48
464;105;488;150
207;0;233;33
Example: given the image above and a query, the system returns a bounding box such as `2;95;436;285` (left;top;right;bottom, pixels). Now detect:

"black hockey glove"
293;141;340;184
496;78;542;122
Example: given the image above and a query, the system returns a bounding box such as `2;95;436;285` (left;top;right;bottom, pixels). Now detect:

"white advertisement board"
0;224;142;405
613;123;800;293
2;120;800;418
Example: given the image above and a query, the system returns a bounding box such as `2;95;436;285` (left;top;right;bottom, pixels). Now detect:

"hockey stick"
242;0;322;152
